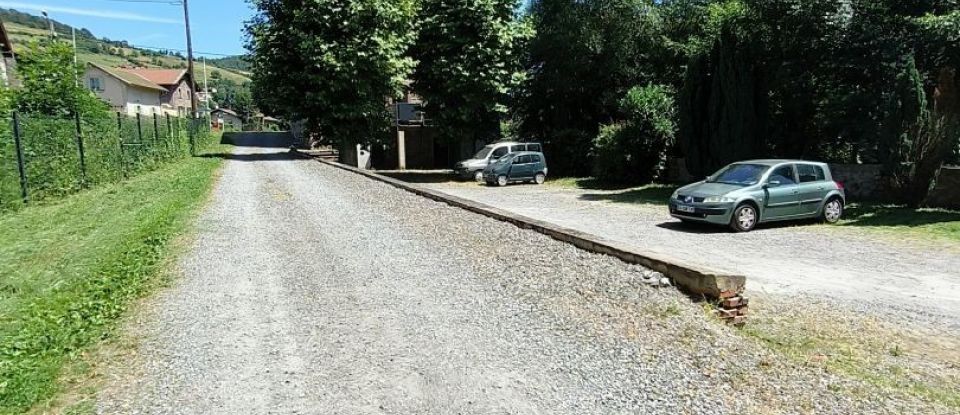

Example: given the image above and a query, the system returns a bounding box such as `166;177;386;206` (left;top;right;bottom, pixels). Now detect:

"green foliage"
678;22;765;177
515;0;681;176
247;0;417;146
0;152;223;413
411;0;532;145
592;85;676;183
12;41;107;117
0;112;215;212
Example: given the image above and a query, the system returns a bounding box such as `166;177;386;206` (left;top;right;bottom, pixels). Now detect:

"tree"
411;0;531;153
247;0;417;147
592;85;677;183
12;41;107;117
515;0;669;176
678;19;767;177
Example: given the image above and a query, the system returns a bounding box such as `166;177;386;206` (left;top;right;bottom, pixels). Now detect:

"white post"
72;27;79;87
397;129;407;170
202;57;209;114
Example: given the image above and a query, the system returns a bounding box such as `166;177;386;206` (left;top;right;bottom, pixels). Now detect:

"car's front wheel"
821;197;843;224
730;204;758;232
534;173;546;185
474;171;484;183
497;175;508;187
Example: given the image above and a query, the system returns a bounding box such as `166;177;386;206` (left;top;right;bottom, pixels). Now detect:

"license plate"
677;205;695;213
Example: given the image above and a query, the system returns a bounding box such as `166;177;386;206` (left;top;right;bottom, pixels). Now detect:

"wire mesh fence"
0;111;213;212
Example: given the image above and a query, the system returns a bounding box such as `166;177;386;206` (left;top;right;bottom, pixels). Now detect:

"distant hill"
207;56;250;73
0;8;251;84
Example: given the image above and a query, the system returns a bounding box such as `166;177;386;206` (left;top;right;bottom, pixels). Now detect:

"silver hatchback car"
669;160;846;232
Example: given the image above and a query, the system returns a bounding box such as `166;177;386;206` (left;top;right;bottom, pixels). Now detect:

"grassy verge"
832;203;960;244
0;149;224;414
737;295;960;410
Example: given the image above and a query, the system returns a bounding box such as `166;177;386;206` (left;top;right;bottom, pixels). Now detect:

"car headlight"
703;196;735;203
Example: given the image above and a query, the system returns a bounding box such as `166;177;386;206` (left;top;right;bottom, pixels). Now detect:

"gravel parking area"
96;135;955;414
419;180;960;323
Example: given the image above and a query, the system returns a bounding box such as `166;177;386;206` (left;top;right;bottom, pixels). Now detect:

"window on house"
88;77;101;91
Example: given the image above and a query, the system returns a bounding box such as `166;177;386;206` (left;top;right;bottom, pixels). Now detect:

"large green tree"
246;0;417;146
410;0;531;154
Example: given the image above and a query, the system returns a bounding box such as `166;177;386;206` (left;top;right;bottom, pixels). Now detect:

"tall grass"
0;145;224;413
0;112;213;212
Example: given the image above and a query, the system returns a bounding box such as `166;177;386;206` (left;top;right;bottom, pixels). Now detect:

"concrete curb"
297;151;746;300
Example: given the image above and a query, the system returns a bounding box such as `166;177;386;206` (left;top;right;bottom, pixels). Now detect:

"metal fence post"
11;111;28;204
117;112;125;178
74;112;87;187
152;113;160;160
189;116;196;156
136;113;143;143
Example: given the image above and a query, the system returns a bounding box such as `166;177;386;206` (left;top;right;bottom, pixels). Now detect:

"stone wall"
828;164;884;201
926;166;960;209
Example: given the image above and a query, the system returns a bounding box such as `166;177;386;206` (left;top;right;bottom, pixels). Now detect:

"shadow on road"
379;171;460;184
222;131;294;148
579;185;679;206
842;203;960;227
200;152;297;162
657;219;813;234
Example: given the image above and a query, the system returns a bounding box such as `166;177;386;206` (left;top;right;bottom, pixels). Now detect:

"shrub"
591;85;676;183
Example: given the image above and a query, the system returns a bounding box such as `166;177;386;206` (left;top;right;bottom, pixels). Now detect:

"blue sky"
0;0;254;57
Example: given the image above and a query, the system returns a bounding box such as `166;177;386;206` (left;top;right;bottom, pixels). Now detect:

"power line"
94;0;184;4
129;44;242;57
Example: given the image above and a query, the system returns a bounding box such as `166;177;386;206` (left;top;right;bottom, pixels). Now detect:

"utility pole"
182;0;199;118
42;10;56;38
72;27;79;87
202;56;209;114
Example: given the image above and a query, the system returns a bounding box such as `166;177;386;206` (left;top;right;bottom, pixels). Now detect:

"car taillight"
835;181;845;190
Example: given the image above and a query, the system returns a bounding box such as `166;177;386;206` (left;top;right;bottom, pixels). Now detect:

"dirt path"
95;135;953;414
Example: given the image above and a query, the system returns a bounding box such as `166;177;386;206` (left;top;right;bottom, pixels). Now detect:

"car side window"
813;165;826;181
510;145;523;153
491;147;508;159
527;144;542;152
797;164;821;183
531;154;541;164
770;165;797;185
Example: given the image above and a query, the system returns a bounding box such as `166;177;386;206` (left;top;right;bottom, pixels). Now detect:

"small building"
84;62;166;116
212;108;243;131
118;67;196;117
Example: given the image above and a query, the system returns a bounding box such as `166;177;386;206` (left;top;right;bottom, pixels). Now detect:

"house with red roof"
83;63;196;117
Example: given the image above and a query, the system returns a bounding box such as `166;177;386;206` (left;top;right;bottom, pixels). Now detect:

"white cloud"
0;2;181;24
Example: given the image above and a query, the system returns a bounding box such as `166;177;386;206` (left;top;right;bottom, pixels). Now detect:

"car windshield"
708;163;770;186
472;146;494;159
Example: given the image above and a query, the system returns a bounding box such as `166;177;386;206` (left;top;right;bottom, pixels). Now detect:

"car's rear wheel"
821;197;843;224
474;171;484;183
497;175;508;187
534;173;546;185
730;204;758;232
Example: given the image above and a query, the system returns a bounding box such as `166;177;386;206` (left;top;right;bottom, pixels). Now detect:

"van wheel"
821;197;843;224
474;171;484;183
534;173;546;185
730;204;758;232
497;175;508;187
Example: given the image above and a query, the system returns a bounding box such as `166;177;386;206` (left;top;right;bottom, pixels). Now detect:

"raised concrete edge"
295;151;746;299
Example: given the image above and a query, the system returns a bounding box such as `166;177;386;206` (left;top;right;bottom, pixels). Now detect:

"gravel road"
96;134;952;414
418;181;960;322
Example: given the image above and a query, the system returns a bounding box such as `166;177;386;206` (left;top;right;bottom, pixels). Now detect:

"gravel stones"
95;138;953;414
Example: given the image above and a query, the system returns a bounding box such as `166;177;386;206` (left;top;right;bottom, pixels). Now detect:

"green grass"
835;203;960;243
0;150;224;414
739;298;960;410
547;177;679;206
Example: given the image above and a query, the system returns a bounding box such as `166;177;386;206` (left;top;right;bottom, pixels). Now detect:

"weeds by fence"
0;111;214;212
